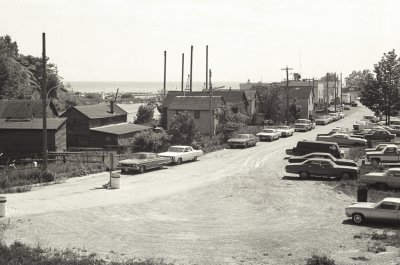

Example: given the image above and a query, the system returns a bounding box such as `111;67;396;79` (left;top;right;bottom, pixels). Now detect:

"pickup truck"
316;133;367;146
365;145;400;167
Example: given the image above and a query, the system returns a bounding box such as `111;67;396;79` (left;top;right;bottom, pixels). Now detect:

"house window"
194;110;200;119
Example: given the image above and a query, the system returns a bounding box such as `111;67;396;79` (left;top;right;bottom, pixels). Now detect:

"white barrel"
32;161;37;168
110;173;121;189
0;196;7;217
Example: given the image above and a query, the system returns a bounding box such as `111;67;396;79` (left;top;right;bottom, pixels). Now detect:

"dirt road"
4;105;398;264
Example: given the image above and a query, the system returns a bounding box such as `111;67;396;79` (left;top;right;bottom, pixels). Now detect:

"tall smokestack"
190;45;193;92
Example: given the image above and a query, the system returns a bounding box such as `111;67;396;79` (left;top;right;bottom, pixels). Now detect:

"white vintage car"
157;145;203;165
276;126;294;137
361;168;400;189
256;128;281;141
345;197;400;224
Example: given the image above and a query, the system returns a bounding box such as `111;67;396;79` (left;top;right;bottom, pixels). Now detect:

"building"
280;86;315;121
0;118;67;156
161;90;253;128
167;96;225;135
61;102;151;148
0;99;58;118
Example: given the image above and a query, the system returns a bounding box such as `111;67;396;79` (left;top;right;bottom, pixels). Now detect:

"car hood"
346;202;375;209
366;151;382;155
157;152;182;157
365;172;385;177
228;138;248;142
336;158;357;164
349;137;367;142
119;159;143;164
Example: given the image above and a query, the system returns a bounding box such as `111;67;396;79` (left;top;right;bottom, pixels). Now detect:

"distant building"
0;118;67;156
167;96;225;135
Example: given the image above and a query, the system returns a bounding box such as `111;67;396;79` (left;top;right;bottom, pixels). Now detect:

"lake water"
68;81;241;94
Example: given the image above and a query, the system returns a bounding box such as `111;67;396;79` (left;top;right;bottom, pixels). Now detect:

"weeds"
305;254;336;265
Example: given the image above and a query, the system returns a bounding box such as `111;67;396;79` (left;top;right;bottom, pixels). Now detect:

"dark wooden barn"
0;118;67;156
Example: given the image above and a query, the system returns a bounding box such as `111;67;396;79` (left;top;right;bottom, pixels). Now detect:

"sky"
1;0;400;83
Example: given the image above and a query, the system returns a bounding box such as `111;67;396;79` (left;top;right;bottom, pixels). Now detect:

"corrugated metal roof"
0;100;56;119
168;96;225;111
0;118;67;130
71;103;127;119
90;123;151;135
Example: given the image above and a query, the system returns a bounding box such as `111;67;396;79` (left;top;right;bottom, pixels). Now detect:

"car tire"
121;168;127;174
176;158;183;165
341;172;352;180
139;166;145;174
192;156;197;162
159;164;164;170
299;171;309;179
371;159;380;168
376;182;388;190
352;213;365;225
245;143;248;148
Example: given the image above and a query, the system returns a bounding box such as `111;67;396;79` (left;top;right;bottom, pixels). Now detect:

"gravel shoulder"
3;105;399;264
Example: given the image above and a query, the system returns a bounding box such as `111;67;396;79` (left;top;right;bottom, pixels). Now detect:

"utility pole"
42;32;47;172
334;73;337;113
209;69;213;136
190;45;193;92
163;51;166;100
326;73;329;115
281;66;293;126
205;45;208;91
181;53;184;92
340;73;343;108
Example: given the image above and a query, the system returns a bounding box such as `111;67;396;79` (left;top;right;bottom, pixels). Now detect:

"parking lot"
3;104;399;265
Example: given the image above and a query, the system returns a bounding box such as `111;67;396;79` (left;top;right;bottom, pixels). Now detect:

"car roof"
169;145;191;148
304;158;333;162
135;152;155;155
388;168;400;172
304;152;334;157
382;197;400;204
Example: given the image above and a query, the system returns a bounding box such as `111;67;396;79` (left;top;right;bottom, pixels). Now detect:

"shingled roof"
0;100;57;119
69;102;127;119
162;90;246;108
168;96;225;111
284;86;313;99
90;123;151;135
0;118;66;130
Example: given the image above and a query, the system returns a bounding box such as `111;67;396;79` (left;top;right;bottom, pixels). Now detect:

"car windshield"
296;119;308;123
168;147;185;152
238;134;249;139
263;129;274;133
278;126;289;129
132;153;148;159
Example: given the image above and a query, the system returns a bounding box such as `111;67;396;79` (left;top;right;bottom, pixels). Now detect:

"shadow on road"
282;175;339;182
341;218;400;228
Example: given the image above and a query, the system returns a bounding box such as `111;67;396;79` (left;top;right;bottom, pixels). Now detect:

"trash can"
357;185;368;202
0;196;7;217
110;172;121;189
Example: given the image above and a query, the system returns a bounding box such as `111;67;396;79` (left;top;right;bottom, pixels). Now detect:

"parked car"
345;197;400;224
351;102;358;107
362;115;379;123
227;134;257;148
379;125;400;136
276;126;294;137
158;145;204;165
117;152;171;174
365;145;400;167
256;128;281;142
364;130;396;142
365;143;397;153
361;168;400;189
344;106;350;110
315;116;329;125
316;133;367;146
294;119;313;132
285;158;358;179
285;140;343;159
329;113;340;121
288;152;358;167
338;112;345;119
350;129;374;139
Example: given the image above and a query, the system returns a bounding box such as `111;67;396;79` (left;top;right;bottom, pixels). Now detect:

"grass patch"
0;241;173;265
0;162;105;193
305;254;336;265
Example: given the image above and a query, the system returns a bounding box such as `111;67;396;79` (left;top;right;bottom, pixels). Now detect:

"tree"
255;86;282;122
168;111;201;145
345;70;370;89
134;104;155;124
320;72;338;82
215;104;247;141
289;101;301;121
293;73;301;81
360;50;400;124
131;130;170;152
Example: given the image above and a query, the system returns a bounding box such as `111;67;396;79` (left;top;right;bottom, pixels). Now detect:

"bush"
216;104;248;141
131;130;170;153
168;111;201;145
306;255;336;265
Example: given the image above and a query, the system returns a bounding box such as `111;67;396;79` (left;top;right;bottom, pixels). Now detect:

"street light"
42;83;64;171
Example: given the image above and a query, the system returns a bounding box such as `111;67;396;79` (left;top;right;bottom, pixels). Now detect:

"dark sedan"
364;130;396;142
288;152;358;168
117;152;171;174
285;158;359;180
